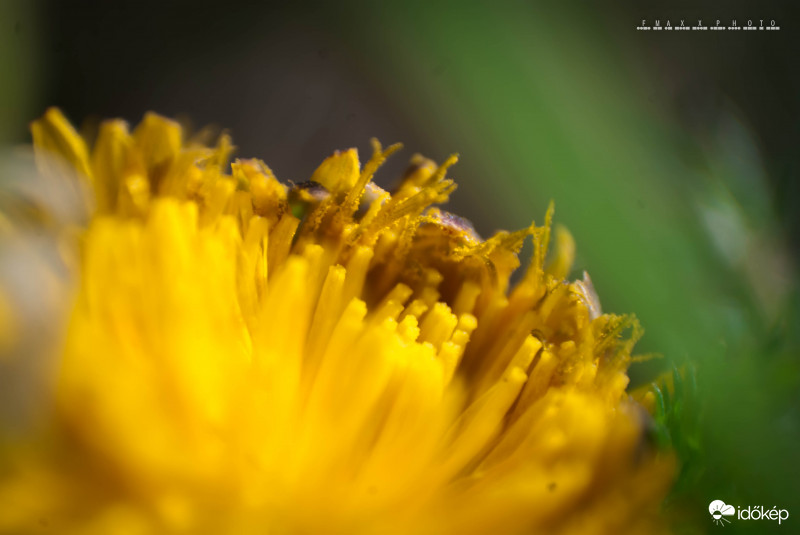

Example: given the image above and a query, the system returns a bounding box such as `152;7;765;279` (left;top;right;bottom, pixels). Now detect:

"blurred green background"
2;1;798;533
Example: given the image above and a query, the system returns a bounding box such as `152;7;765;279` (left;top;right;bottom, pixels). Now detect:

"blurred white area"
694;106;796;322
0;149;86;433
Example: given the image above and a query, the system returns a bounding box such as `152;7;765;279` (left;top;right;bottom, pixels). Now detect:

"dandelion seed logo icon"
709;500;736;526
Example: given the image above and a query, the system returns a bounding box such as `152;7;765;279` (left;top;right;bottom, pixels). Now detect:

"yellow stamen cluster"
1;109;673;534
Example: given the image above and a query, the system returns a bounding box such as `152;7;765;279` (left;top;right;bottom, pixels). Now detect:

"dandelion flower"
0;108;674;534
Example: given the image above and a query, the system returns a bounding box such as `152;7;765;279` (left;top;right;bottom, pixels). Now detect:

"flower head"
0;108;673;534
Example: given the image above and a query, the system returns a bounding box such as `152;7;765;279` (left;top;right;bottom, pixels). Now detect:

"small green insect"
288;180;330;219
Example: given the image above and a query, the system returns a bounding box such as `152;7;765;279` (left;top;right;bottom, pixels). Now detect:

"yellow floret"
0;108;673;534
